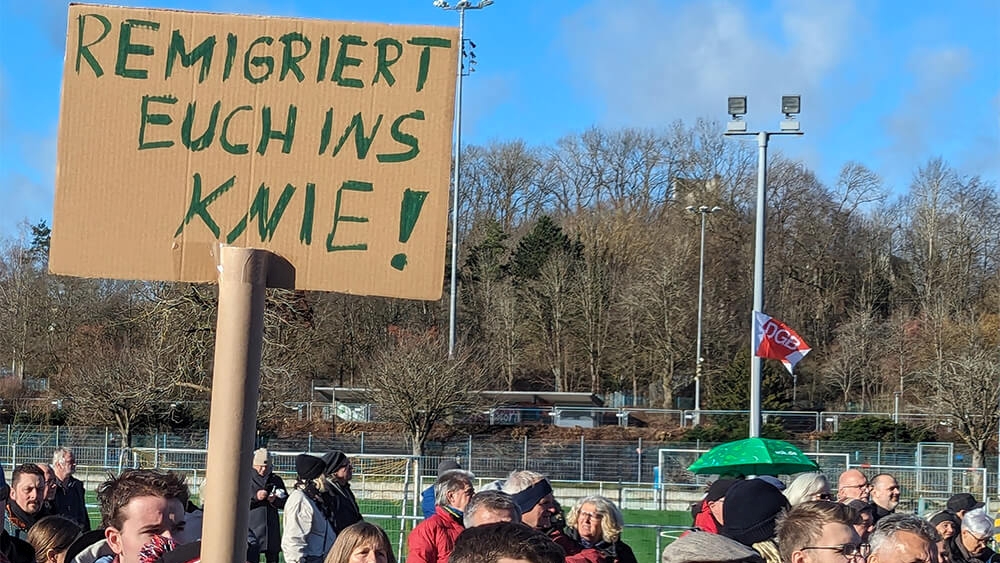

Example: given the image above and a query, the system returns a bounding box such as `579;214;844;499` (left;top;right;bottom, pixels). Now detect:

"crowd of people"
0;451;995;563
666;469;997;563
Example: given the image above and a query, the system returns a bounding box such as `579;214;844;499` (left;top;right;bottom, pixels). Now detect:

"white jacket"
281;489;336;563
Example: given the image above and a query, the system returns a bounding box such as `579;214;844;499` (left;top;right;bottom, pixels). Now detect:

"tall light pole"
433;0;492;359
686;205;722;425
724;95;803;437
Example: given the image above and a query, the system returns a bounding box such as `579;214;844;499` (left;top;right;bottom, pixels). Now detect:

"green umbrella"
687;437;819;476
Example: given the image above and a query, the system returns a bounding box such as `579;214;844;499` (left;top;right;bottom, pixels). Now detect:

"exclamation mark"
391;188;428;271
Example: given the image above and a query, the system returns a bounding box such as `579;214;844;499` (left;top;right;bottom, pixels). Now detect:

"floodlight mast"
434;0;493;359
687;204;723;426
723;96;803;438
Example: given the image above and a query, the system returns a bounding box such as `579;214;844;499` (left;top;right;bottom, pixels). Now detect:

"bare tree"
59;336;175;449
362;334;489;456
924;347;1000;468
821;309;885;408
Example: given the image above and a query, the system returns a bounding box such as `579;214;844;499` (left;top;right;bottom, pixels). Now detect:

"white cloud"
882;47;972;164
558;0;856;129
552;0;860;185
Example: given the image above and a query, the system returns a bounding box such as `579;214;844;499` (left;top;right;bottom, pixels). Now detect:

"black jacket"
54;475;91;531
249;471;287;553
0;529;34;563
323;480;362;534
948;535;997;563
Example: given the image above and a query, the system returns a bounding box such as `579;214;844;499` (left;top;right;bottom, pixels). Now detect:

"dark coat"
249;471;287;553
54;475;91;531
323;480;362;534
0;529;34;563
4;500;51;540
948;535;997;563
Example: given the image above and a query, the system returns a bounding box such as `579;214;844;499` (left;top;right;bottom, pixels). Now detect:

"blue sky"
1;0;998;239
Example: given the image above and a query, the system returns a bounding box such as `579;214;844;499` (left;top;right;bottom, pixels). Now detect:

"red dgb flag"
753;312;811;374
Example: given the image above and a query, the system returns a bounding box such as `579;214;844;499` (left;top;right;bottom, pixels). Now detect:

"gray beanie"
662;532;765;563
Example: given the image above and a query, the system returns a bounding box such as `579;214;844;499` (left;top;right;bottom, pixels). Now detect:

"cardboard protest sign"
51;4;458;300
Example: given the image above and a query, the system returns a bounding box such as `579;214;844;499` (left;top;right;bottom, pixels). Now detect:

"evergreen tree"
508;216;581;282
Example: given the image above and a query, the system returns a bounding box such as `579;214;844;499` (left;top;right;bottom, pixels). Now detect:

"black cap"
706;479;738;502
295;454;325;480
322;451;350;475
946;493;984;513
720;479;790;546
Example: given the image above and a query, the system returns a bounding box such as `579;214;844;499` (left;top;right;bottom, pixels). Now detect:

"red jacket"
406;506;464;563
692;500;720;534
551;528;606;563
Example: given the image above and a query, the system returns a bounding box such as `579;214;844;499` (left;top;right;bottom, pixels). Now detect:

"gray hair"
783;473;830;506
463;490;521;527
52;447;73;467
502;470;545;495
870;514;940;556
434;469;474;506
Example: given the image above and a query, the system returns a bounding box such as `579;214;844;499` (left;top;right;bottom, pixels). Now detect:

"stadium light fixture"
724;97;803;437
434;0;493;359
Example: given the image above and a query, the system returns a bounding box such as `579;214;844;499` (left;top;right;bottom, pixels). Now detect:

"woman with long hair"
323;522;395;563
26;515;81;563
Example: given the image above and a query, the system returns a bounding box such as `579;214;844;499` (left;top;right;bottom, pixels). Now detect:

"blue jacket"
421;486;435;519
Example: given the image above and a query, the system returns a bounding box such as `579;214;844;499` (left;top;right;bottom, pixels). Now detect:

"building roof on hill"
311;386;604;407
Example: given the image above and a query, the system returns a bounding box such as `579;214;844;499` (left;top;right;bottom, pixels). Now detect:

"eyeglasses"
966;532;994;546
840;482;871;490
802;543;871;559
812;493;833;501
579;510;604;521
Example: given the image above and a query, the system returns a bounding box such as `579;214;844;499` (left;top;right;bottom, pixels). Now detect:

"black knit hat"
706;479;739;502
946;493;983;513
322;450;351;474
928;510;958;527
295;454;325;480
720;478;790;546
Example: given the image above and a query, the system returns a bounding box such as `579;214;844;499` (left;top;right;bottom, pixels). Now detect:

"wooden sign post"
52;4;458;561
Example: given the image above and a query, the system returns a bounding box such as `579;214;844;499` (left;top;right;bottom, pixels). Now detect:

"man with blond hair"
777;500;863;563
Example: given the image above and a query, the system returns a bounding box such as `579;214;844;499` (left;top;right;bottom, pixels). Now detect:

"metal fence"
2;424;996;498
3;425;998;562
